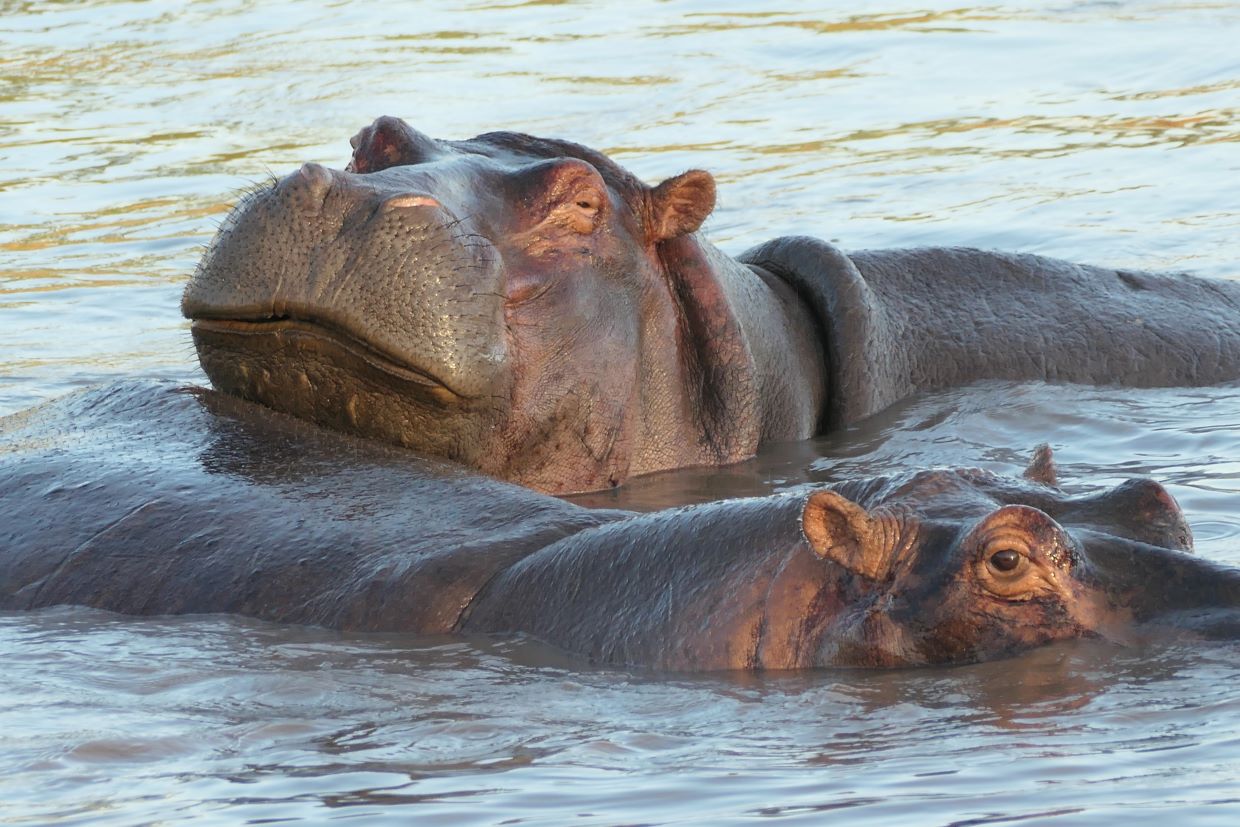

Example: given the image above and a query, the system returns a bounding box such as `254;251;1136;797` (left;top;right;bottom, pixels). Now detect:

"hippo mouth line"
190;318;460;396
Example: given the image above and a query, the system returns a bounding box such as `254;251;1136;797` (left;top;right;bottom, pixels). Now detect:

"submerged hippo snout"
1076;531;1240;630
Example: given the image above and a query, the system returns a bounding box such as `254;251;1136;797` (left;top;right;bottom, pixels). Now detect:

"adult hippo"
2;382;1237;670
183;117;1240;493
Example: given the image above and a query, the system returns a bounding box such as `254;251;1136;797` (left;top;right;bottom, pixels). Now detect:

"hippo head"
799;488;1115;667
469;447;1238;670
770;450;1237;668
183;117;765;493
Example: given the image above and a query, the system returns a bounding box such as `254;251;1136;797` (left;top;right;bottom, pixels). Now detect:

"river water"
2;1;1239;823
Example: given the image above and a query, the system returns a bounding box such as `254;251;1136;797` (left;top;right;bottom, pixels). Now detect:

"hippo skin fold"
2;383;1238;671
182;117;1240;493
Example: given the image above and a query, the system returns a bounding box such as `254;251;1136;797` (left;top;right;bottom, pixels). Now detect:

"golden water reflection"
0;0;1237;416
1;7;1240;825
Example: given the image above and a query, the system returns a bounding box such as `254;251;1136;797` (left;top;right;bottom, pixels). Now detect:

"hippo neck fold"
646;233;826;473
738;235;886;431
738;235;1240;431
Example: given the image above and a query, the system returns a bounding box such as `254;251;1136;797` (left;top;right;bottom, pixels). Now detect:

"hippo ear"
1023;443;1059;488
347;116;437;174
801;490;893;581
650;170;716;241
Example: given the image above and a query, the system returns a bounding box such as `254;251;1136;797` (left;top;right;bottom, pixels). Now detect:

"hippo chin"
2;384;1238;670
183;116;1240;494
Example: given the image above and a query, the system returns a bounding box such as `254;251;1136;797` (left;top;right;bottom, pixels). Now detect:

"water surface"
2;1;1239;823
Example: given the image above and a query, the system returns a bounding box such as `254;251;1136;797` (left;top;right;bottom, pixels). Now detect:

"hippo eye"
553;189;601;234
573;191;601;214
988;548;1023;573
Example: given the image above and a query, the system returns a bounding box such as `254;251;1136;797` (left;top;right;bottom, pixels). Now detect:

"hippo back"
0;381;626;631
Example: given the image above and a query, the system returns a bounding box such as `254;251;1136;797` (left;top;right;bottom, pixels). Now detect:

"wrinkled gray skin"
3;383;1238;670
183;117;1240;493
741;239;1240;429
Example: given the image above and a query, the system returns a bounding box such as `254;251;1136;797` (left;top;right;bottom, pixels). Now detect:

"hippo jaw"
183;118;763;493
189;318;461;400
188;315;503;467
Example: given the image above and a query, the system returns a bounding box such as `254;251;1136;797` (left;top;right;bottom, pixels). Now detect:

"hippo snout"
284;162;333;211
181;161;517;466
1076;531;1240;629
183;163;508;400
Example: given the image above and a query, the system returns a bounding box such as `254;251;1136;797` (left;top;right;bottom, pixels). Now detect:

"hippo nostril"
296;162;333;198
381;194;442;212
279;162;333;211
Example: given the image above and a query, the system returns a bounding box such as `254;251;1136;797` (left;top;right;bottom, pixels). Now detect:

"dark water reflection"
3;0;1240;823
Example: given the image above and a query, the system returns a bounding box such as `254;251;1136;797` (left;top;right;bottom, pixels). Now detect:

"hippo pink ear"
650;170;716;241
1023;443;1059;487
801;490;893;581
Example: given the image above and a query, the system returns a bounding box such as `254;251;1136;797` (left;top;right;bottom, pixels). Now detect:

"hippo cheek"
827;572;1096;667
808;598;927;668
490;329;641;491
906;558;1127;663
486;256;651;489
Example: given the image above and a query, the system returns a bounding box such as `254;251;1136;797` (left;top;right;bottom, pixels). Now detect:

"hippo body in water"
2;383;1237;670
183;117;1240;493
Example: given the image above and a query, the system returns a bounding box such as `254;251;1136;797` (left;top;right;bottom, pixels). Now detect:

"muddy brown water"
2;1;1239;824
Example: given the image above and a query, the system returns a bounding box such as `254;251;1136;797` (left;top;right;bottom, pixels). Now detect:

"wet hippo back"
741;238;1240;428
4;381;1240;670
0;382;624;630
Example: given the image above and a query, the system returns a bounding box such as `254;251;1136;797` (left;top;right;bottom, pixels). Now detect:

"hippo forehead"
463;132;646;193
360;128;650;209
827;466;1189;551
827;467;1047;518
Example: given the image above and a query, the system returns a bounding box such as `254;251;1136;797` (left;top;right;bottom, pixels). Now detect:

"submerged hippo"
183;117;1240;493
2;383;1237;670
